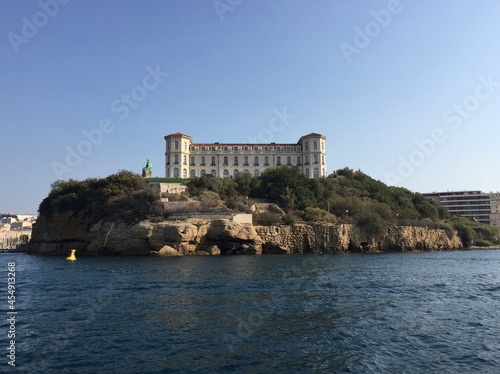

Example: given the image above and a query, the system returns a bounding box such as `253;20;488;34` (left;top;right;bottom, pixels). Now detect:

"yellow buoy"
66;249;76;261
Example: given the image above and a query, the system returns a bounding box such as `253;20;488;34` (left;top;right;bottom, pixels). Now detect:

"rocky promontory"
21;212;462;256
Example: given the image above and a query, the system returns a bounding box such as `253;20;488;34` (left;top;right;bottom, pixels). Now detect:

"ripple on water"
3;250;500;373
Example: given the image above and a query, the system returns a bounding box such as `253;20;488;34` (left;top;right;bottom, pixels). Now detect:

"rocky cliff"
22;212;462;256
255;224;462;253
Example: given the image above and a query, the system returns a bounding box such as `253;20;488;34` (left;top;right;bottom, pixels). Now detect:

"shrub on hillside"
357;212;388;240
225;195;252;213
199;191;220;210
253;212;282;226
282;213;297;226
39;170;161;223
303;207;336;223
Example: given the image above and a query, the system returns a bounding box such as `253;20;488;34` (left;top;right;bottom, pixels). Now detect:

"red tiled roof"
165;132;191;137
191;143;299;146
299;132;324;139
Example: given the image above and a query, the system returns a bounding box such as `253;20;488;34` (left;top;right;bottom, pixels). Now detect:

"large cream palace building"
164;132;327;179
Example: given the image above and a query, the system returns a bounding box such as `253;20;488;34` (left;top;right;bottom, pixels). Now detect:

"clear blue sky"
2;0;500;214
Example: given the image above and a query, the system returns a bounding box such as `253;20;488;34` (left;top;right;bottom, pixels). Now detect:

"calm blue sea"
1;250;500;373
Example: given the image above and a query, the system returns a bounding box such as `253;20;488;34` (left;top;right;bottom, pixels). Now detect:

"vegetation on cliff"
187;166;499;247
39;170;162;223
37;168;499;249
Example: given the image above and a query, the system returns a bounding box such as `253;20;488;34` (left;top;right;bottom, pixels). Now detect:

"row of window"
167;140;325;152
167;155;325;166
190;145;302;152
166;167;324;179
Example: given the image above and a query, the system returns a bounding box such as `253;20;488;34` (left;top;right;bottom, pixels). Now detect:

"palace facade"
164;132;327;179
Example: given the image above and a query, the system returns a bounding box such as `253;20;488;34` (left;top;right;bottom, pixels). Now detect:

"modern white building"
164;132;327;179
425;190;500;228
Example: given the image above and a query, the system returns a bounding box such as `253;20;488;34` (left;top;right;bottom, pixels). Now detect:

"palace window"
201;156;206;166
297;156;301;165
173;168;179;178
190;170;196;178
233;169;239;178
313;168;319;178
234;156;238;165
254;170;260;177
174;140;179;150
287;156;291;165
314;155;319;164
211;156;216;166
183;155;187;165
223;169;229;179
183;169;187;178
264;156;269;166
314;141;318;150
305;142;309;151
190;156;195;166
223;156;228;166
174;155;179;164
277;156;281;166
211;169;216;176
201;169;206;177
254;156;259;166
244;156;249;166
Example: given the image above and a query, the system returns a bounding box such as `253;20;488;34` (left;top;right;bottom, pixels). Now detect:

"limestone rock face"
255;224;462;253
25;212;91;255
157;245;181;256
88;221;153;255
149;222;198;250
208;245;221;255
205;220;262;254
25;212;463;256
206;220;259;241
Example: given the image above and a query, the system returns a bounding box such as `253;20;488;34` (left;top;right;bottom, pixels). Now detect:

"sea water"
1;250;500;373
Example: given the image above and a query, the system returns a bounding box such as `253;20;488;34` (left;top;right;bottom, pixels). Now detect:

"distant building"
424;191;500;229
0;217;17;224
164;132;327;179
10;221;32;230
16;214;37;222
